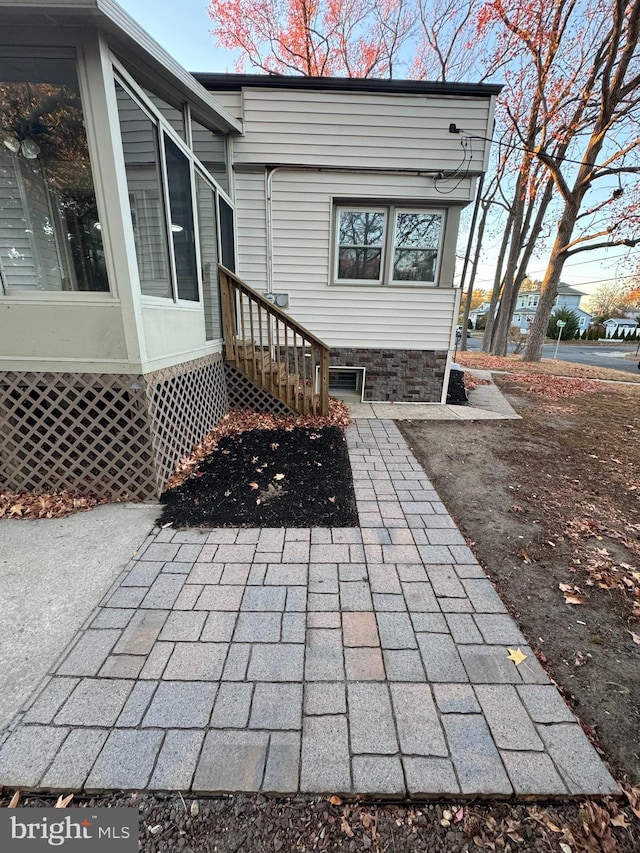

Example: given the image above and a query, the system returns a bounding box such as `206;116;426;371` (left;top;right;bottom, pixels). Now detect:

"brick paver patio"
0;420;619;798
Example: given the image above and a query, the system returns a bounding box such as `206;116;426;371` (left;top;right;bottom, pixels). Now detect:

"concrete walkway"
348;370;521;421
0;421;616;798
0;503;159;731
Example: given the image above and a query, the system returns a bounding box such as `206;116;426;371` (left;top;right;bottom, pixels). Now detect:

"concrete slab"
345;368;520;421
0;503;158;730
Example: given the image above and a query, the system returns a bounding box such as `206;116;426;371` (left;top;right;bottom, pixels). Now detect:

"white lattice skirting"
0;354;229;501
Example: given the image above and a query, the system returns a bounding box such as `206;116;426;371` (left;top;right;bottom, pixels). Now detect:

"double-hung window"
334;205;444;286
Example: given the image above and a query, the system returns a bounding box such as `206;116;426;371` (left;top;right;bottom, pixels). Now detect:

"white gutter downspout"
266;166;286;294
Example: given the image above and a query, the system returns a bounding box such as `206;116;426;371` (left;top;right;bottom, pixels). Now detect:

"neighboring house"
512;282;592;333
603;313;640;337
468;301;494;328
0;0;498;500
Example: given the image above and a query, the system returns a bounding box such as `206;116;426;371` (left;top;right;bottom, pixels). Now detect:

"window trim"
389;207;445;286
331;202;446;288
333;205;388;285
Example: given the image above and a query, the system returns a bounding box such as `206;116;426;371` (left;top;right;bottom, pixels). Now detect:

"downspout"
266;166;286;294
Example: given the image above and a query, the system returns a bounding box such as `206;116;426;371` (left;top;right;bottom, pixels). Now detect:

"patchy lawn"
456;350;640;384
398;376;640;790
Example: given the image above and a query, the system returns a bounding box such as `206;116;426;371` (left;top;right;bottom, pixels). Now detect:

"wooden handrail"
219;264;330;416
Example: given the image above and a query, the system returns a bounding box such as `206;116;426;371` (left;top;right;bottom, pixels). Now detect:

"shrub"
547;307;581;340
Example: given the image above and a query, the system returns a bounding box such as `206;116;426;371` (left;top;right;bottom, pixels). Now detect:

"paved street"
463;337;640;375
0;421;618;798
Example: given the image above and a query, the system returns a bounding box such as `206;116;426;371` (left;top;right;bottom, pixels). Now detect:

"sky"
118;0;636;306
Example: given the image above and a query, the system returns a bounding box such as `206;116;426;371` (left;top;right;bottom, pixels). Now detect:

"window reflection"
115;82;172;298
393;212;441;282
164;135;198;301
337;210;385;280
0;56;108;293
195;174;221;340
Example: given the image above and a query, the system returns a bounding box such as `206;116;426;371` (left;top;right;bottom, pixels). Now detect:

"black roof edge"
193;73;503;98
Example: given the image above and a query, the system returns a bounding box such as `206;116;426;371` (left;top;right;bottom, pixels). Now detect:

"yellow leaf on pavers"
507;648;527;666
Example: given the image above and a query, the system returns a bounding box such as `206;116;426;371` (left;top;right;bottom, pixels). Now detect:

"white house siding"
206;91;242;122
233;168;463;350
235;171;268;291
226;89;491;174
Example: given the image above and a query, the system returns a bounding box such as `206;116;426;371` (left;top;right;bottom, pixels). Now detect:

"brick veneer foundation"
329;348;448;402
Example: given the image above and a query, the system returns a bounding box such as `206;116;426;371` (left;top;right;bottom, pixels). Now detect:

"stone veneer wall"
329;348;448;402
0;353;228;501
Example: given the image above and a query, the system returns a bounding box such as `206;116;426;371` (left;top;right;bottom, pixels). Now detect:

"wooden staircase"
218;265;330;416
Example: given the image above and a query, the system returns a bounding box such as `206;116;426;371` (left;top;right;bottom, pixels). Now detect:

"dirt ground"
159;426;357;529
398;376;640;790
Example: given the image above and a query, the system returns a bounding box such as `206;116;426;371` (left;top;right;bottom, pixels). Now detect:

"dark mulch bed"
159;426;358;529
2;792;639;853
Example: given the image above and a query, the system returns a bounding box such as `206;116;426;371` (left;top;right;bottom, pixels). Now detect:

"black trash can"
446;362;469;405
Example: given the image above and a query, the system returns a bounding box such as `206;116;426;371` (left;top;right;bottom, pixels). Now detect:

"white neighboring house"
0;0;499;500
512;282;592;334
468;300;494;328
603;313;640;337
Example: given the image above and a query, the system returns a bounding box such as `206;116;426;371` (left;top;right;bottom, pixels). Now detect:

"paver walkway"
0;421;618;798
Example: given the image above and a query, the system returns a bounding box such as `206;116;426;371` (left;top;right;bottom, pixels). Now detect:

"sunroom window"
333;205;444;286
0;55;108;294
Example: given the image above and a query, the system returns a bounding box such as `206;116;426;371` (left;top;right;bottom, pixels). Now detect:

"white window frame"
389;207;445;286
111;58;236;308
333;206;388;285
332;203;445;288
0;46;113;301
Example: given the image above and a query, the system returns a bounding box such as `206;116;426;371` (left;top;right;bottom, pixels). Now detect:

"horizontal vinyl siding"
218;89;491;173
269;170;458;349
207;91;243;121
235;172;267;291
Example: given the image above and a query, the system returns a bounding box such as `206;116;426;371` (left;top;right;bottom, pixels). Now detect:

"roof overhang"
0;0;242;134
194;72;503;99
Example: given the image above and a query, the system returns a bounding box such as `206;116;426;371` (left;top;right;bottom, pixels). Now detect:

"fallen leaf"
190;800;199;817
54;793;74;808
328;496;336;503
249;482;259;490
560;844;573;853
328;795;342;806
454;807;464;823
628;631;640;645
8;791;20;808
507;648;527;666
341;817;354;838
273;473;285;481
564;594;586;605
610;814;629;828
519;547;533;564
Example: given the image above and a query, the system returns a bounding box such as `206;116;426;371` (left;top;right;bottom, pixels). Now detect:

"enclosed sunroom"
0;1;249;500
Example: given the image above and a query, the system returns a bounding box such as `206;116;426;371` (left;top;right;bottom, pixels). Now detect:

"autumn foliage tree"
208;0;416;76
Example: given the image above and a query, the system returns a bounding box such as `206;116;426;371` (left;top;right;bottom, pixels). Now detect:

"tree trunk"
460;200;490;351
481;215;513;352
523;210;578;361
